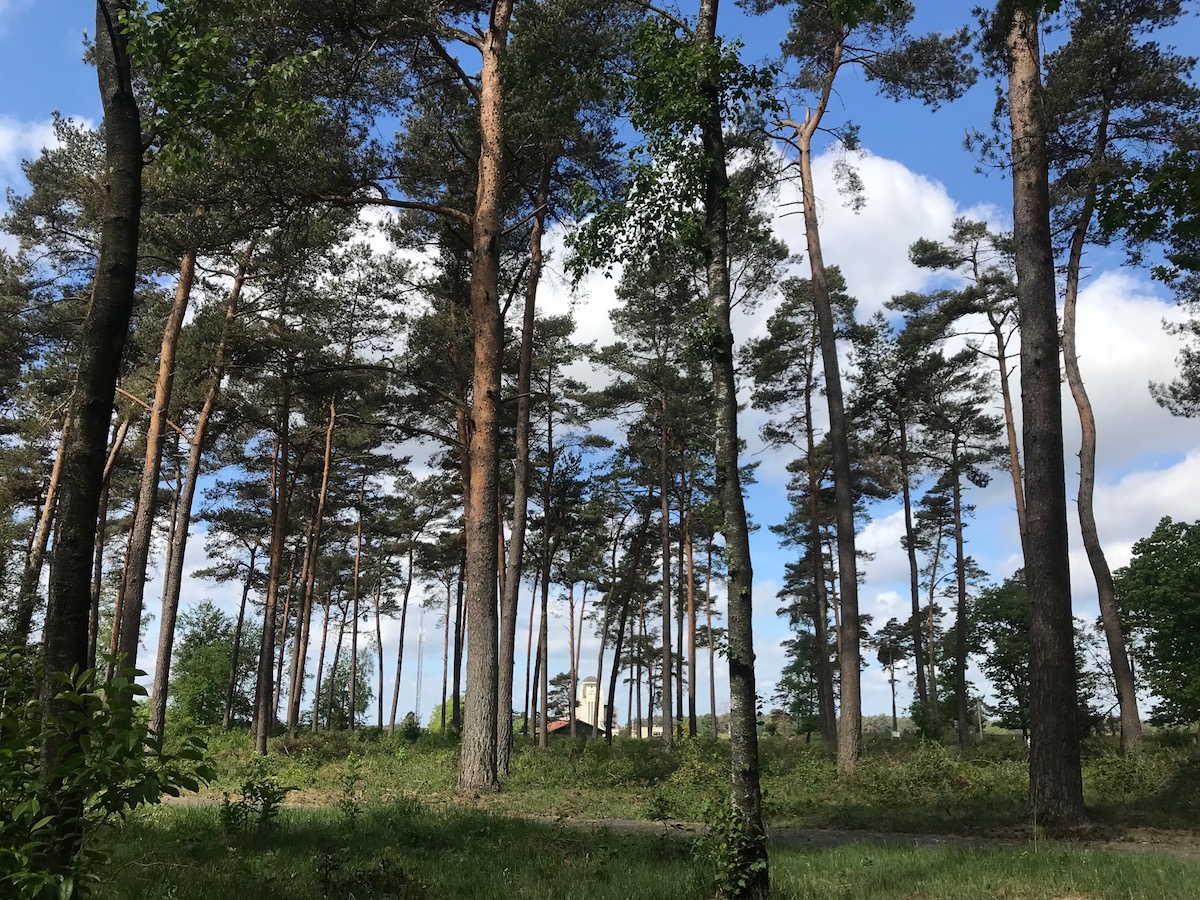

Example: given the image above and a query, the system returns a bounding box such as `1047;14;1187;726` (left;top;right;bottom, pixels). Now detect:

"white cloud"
0;115;56;185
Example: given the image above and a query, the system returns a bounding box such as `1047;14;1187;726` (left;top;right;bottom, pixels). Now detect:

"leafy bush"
0;650;211;898
218;756;293;833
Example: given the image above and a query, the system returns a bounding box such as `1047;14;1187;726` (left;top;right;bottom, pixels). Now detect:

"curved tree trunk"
787;54;862;771
1060;113;1143;756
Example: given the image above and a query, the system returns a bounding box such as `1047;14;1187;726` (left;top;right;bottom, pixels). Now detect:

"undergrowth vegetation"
100;801;1200;900
177;726;1200;834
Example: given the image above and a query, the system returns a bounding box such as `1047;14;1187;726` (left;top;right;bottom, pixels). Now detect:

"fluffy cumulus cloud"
0;116;56;186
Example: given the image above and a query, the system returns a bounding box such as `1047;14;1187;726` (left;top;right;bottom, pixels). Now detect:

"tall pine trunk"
785;36;861;773
1060;111;1142;755
117;251;196;667
457;0;513;794
1005;3;1085;825
697;0;768;888
253;371;291;754
498;158;550;772
148;258;246;739
286;400;337;731
40;0;143;867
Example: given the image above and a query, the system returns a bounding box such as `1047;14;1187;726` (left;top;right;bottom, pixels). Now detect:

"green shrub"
0;651;211;898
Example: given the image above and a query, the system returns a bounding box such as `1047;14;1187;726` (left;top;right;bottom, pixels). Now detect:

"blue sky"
4;2;1199;728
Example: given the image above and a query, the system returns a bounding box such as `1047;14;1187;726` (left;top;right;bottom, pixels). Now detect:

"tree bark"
15;412;70;644
658;390;674;746
40;0;142;867
498;158;550;773
457;0;513;794
899;424;929;706
451;547;466;733
1005;2;1085;826
1060;106;1143;755
117;250;196;667
147;257;246;739
786;47;861;770
87;416;130;671
223;549;256;730
952;466;970;746
253;370;291;754
312;591;332;732
388;544;416;732
697;0;768;889
286;399;337;731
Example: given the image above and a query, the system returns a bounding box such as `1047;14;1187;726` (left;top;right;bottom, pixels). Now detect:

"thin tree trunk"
325;612;346;730
253;369;291;754
272;569;294;725
537;530;555;748
441;579;451;733
521;568;540;737
952;465;970;746
106;500;137;679
1060;107;1142;755
706;539;718;738
287;399;337;731
568;578;578;738
311;591;332;732
349;478;364;730
991;314;1027;553
785;41;862;773
451;546;465;733
498;157;550;773
1006;3;1085;825
685;500;697;737
697;0;768;884
15;411;70;643
806;369;837;746
374;581;384;728
147;254;246;739
899;425;929;706
223;550;257;729
88;416;130;669
117;251;196;667
658;390;674;747
389;545;416;732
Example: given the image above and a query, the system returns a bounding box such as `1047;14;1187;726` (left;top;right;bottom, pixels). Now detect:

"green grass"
103;803;705;899
179;728;1200;835
100;803;1200;900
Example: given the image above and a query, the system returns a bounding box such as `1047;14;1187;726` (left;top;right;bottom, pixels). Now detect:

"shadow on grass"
104;802;702;900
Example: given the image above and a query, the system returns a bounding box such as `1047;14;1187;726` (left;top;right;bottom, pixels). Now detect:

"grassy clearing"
183;728;1200;835
101;803;1200;900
